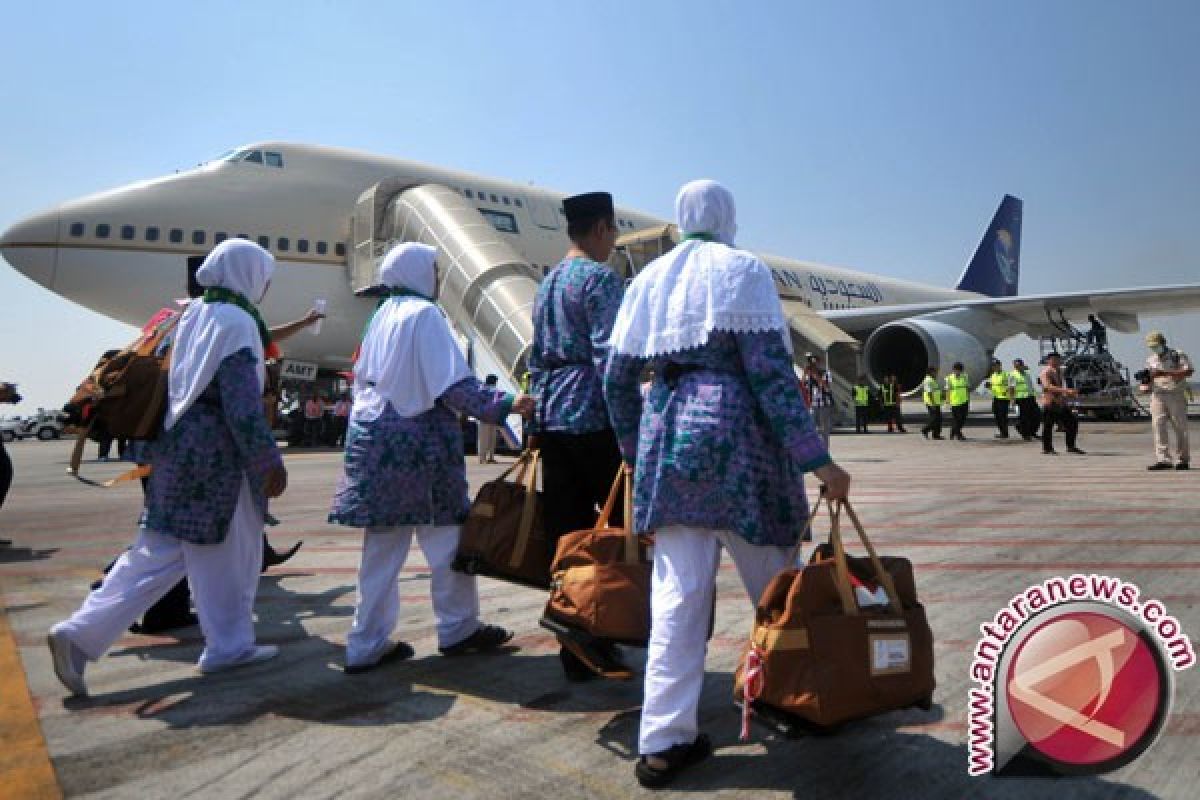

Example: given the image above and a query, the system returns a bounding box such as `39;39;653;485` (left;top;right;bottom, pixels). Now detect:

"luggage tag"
868;632;911;676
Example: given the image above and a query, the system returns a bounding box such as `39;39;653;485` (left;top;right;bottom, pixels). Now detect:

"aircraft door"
524;194;560;230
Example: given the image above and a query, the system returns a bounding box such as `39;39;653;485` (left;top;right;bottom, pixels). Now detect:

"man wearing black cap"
529;191;629;680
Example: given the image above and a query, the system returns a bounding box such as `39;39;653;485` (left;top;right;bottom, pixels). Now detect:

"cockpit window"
220;148;283;168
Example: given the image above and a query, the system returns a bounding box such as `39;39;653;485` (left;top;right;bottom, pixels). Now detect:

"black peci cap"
563;192;614;225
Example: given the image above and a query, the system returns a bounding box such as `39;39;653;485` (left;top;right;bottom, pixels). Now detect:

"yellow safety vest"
854;385;870;406
988;372;1010;400
1009;369;1032;400
881;383;897;406
946;373;969;406
922;376;943;406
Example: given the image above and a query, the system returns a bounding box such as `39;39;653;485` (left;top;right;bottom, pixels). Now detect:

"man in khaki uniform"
1141;331;1193;470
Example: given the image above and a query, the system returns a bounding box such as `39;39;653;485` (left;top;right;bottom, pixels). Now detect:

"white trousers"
346;524;480;667
639;525;795;755
1151;391;1190;462
477;423;497;463
812;406;833;449
56;478;264;670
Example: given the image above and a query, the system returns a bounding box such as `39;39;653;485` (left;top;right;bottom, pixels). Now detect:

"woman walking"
48;240;288;695
330;243;534;673
604;180;851;788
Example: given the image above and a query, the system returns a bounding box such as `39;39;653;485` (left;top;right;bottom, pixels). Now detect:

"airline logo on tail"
956;194;1023;298
994;228;1017;286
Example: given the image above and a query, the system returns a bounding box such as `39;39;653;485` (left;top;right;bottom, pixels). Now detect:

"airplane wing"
822;284;1200;338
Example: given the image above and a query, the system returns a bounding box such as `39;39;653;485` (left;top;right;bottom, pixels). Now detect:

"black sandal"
438;624;514;656
344;641;415;674
635;734;712;789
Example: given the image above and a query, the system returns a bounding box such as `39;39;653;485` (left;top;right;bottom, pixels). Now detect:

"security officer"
944;362;970;441
881;373;906;433
921;366;944;440
987;359;1011;439
853;376;872;434
1141;331;1193;470
1008;358;1040;441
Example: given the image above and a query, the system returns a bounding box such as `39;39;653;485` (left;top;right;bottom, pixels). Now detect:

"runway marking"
0;608;62;799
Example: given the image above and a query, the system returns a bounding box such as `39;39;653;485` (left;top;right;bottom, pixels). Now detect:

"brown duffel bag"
453;449;552;589
541;466;653;646
734;499;935;734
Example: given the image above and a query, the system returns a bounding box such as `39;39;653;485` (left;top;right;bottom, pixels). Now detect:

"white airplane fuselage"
1;142;971;373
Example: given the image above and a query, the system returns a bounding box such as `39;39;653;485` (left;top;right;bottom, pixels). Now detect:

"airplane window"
514;198;523;208
121;225;136;240
502;196;511;205
277;237;289;252
214;232;228;244
335;243;346;257
479;209;519;235
490;193;499;203
464;189;473;199
96;224;110;238
242;150;264;164
69;223;84;237
297;239;309;253
264;152;283;168
236;233;249;240
221;149;246;162
192;230;206;245
170;228;183;243
257;235;270;249
146;227;160;242
316;241;328;255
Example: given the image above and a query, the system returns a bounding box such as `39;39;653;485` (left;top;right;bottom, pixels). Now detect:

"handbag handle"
827;500;904;616
505;448;541;570
595;464;639;564
786;491;824;565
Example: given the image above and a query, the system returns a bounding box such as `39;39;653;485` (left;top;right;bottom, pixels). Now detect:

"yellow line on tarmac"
0;609;61;800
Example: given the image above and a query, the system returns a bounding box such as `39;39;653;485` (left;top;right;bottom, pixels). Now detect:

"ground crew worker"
853;376;871;434
987;359;1011;438
945;362;970;441
881;373;906;433
1008;358;1040;441
1141;331;1192;470
921;367;944;439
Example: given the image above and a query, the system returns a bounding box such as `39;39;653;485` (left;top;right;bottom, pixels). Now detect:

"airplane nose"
0;208;59;289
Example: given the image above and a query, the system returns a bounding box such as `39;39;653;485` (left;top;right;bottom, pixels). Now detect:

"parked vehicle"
3;410;68;441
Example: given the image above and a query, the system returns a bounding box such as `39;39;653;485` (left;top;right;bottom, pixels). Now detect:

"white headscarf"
164;239;274;430
609;180;792;358
352;242;474;422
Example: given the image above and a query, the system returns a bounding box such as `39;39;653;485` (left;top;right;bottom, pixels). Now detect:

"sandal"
635;734;712;789
439;624;514;656
344;641;415;674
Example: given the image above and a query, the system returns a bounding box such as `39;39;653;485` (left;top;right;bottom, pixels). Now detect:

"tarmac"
0;409;1197;799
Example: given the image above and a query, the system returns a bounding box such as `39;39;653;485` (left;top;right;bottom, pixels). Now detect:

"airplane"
3;141;1199;404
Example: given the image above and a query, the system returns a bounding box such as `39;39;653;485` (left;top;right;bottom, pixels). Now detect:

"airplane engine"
864;318;989;392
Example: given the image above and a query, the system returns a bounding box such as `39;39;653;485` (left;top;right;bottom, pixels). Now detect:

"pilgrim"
604;180;852;787
48;240;288;695
329;242;534;673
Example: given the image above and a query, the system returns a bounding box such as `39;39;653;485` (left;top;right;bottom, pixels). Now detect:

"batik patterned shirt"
528;256;624;433
604;330;830;547
328;378;513;528
141;347;282;545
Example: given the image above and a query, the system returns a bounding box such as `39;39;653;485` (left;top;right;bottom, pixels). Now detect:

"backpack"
65;309;181;486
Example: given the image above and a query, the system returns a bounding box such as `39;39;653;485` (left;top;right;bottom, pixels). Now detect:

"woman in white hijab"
330;242;535;673
49;240;288;696
604;181;851;787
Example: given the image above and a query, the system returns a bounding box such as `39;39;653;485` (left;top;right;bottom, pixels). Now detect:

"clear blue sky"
2;0;1198;414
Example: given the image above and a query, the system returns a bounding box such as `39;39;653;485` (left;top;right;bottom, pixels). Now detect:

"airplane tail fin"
956;194;1022;297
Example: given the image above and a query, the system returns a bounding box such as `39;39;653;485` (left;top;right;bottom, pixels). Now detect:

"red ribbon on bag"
740;644;765;741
